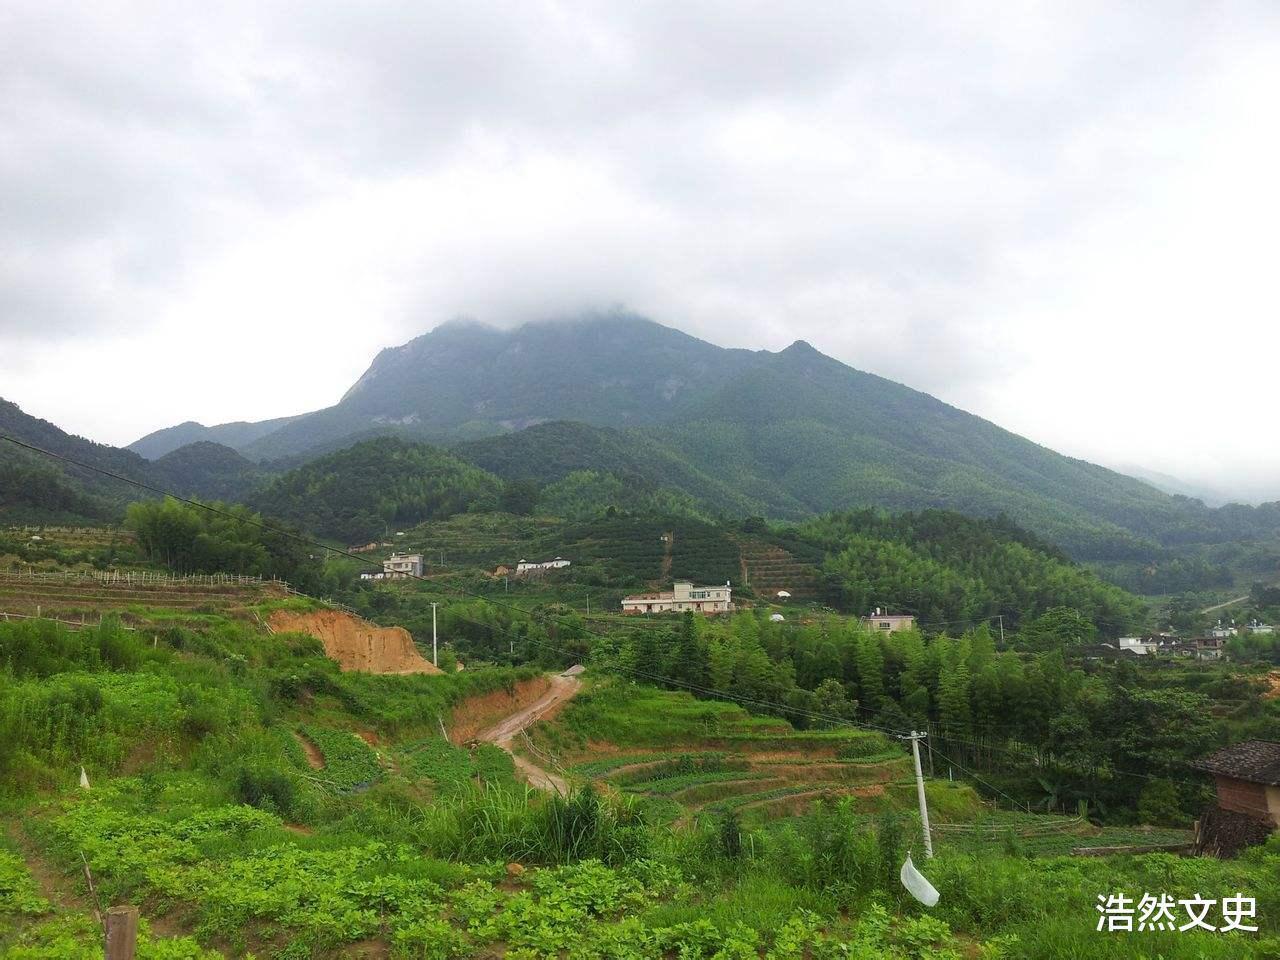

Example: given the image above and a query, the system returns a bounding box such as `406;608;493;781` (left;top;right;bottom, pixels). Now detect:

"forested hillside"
786;510;1144;634
455;420;762;516
248;436;503;542
0;399;266;513
123;316;1280;571
152;441;263;502
0;445;115;523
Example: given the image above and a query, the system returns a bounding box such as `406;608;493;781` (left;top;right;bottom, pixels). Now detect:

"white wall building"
860;609;917;633
621;581;733;614
383;553;424;578
515;557;571;574
1118;636;1158;656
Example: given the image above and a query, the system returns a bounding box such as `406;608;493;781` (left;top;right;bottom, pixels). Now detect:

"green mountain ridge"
11;314;1280;574
246;436;503;542
0;399;264;511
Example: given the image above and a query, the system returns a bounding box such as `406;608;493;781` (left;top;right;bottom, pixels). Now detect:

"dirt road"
1200;595;1249;615
477;671;581;794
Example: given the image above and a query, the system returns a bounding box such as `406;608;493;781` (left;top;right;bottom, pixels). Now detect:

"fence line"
0;610;136;631
0;568;279;588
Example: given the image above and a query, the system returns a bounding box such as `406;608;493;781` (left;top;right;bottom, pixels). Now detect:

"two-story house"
621;581;733;614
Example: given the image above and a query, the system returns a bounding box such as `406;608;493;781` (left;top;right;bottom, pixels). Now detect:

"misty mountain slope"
151;441;265;503
0;399;269;515
120;315;1280;561
129;415;302;460
216;315;767;461
645;342;1188;555
338;314;761;426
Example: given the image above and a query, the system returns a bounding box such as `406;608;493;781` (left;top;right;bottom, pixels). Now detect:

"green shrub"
233;766;298;817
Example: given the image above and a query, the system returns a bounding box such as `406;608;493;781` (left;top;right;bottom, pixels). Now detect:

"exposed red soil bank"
268;609;442;675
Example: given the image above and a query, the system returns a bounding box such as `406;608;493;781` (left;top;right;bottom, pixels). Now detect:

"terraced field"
530;680;914;824
0;569;289;622
732;537;823;601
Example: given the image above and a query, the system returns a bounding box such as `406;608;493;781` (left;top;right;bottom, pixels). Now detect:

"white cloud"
2;0;1279;499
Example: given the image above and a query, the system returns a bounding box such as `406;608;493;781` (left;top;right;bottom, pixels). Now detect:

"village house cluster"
491;557;572;578
1111;619;1273;661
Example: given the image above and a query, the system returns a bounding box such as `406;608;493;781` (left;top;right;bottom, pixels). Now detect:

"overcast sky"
3;2;1279;501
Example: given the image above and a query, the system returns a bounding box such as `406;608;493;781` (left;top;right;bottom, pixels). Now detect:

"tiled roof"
1194;740;1280;785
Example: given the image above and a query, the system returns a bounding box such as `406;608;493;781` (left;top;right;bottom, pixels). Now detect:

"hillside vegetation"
115;316;1280;573
248;436;503;542
1;590;1277;957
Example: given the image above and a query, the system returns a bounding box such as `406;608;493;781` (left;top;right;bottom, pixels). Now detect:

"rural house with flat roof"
861;608;917;632
621;581;733;614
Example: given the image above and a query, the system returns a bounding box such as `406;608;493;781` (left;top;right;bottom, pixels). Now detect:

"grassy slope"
0;597;1276;958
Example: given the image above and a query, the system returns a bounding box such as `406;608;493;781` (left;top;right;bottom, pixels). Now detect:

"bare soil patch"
268;609;441;675
448;677;552;744
1263;671;1280;700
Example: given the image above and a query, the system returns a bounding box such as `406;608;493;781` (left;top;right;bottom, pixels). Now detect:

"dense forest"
600;609;1269;824
248;436;503;542
7;376;1280;601
125;499;325;591
786;510;1145;634
0;447;114;523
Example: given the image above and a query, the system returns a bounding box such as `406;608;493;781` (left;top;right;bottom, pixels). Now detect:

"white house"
383;553;424;578
860;608;917;633
621;581;733;615
515;557;571;575
1247;620;1275;635
1118;636;1158;656
1211;620;1238;639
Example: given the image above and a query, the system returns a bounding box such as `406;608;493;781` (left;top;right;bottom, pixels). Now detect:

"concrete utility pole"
904;731;934;859
997;615;1005;645
431;602;438;666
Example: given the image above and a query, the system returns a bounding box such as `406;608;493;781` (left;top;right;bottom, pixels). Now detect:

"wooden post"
105;905;139;959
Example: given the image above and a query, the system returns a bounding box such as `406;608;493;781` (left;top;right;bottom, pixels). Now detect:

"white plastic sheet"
900;853;939;907
79;766;90;790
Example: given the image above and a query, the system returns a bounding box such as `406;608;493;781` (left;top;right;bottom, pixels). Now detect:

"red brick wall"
1214;775;1275;824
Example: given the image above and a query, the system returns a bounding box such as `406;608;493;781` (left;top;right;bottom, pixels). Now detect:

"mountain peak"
780;339;820;356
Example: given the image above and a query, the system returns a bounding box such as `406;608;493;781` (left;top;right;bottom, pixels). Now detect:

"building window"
879;622;892;630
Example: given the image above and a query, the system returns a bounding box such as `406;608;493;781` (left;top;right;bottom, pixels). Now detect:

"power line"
925;741;1035;813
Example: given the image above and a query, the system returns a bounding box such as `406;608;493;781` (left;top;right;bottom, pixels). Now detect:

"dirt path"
293;731;325;770
477;671;581;794
1201;594;1250;615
